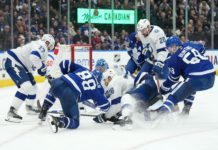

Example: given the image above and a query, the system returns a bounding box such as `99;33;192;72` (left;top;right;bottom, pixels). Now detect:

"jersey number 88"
76;71;97;90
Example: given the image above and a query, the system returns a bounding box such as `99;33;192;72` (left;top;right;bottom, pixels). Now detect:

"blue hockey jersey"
59;60;110;112
128;32;151;65
163;42;215;88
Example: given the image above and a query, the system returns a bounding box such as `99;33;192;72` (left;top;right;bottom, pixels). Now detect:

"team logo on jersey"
154;29;159;33
144;43;153;53
39;46;45;52
105;88;114;98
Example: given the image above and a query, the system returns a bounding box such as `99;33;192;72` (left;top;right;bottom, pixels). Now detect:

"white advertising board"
0;50;218;84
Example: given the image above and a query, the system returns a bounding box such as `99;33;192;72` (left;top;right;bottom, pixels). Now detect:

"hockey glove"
152;61;164;76
93;113;121;123
93;113;107;123
37;63;47;76
107;111;122;123
45;74;54;85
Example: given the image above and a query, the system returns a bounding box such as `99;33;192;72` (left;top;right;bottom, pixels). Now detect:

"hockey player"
114;72;163;128
157;36;215;116
4;34;55;123
125;32;147;75
38;60;110;133
92;69;134;123
136;19;169;80
92;58;109;83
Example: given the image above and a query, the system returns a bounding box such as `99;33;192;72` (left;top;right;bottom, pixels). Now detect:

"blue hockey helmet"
95;59;109;72
166;36;182;48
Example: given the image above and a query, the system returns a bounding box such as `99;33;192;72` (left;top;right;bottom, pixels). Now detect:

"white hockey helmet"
42;34;55;50
137;19;150;31
103;69;116;80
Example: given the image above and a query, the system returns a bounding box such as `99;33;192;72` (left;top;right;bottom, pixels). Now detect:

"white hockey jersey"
104;75;134;118
137;25;168;63
7;40;48;72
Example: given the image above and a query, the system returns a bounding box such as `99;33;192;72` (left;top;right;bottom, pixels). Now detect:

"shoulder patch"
154;29;159;33
39;45;45;53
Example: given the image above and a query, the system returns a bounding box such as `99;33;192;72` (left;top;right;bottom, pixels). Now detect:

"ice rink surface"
0;78;218;150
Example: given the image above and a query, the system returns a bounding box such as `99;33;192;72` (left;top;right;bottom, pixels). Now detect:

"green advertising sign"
77;8;135;24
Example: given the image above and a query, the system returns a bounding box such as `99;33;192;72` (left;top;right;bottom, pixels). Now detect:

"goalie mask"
95;59;109;72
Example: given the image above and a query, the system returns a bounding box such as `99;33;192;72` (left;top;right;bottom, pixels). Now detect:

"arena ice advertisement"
0;50;218;87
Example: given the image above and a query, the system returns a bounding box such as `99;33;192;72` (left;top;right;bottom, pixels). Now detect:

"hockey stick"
37;100;97;117
154;73;161;90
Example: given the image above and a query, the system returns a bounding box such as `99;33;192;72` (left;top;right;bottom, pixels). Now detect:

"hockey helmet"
137;19;150;31
166;36;182;48
95;59;109;72
42;34;55;50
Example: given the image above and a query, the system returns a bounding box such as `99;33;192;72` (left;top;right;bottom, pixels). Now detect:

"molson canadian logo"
77;8;135;24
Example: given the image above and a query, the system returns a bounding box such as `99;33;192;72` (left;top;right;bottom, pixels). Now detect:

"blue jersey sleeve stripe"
98;101;110;108
62;75;81;93
111;97;121;105
31;51;41;59
169;75;179;82
99;102;110;112
48;54;54;60
157;48;166;53
45;98;54;104
7;50;28;72
169;75;180;80
46;94;56;102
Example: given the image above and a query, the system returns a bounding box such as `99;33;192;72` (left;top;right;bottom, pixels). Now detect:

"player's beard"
143;33;149;37
142;29;150;37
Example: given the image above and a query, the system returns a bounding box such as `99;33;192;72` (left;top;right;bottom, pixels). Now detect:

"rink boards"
0;50;218;88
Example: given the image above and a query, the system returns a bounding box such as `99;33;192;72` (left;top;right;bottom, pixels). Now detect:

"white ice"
0;77;218;150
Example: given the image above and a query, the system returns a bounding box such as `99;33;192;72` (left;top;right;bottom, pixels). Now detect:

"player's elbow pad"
99;101;111;112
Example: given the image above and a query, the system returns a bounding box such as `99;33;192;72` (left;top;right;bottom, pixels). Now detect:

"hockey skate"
5;107;23;123
113;116;133;130
47;115;64;133
180;104;192;117
26;105;40;115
